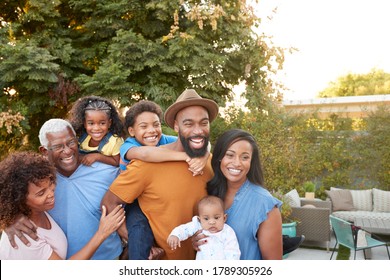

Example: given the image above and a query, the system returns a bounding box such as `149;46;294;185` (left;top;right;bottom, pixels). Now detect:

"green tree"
214;100;358;195
319;68;390;97
0;0;284;158
352;106;390;190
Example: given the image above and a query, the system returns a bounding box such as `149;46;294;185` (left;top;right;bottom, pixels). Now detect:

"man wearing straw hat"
101;89;218;260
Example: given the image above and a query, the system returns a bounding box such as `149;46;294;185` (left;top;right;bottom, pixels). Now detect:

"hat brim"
164;99;219;129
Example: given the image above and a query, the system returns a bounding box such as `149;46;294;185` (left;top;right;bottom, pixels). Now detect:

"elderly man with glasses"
4;119;123;260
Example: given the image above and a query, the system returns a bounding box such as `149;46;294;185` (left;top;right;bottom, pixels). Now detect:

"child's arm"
125;146;187;162
80;153;121;167
166;217;200;250
186;151;210;176
125;146;210;175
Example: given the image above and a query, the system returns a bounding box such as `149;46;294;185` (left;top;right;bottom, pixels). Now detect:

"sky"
254;0;390;100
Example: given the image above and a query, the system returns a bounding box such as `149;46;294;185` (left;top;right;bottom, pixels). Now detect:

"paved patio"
284;233;390;260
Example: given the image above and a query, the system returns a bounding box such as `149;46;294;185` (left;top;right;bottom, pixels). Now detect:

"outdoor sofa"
326;187;390;235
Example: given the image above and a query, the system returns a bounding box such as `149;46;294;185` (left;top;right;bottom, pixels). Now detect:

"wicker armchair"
290;199;332;250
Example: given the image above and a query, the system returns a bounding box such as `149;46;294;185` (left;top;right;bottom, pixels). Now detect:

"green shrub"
303;181;316;192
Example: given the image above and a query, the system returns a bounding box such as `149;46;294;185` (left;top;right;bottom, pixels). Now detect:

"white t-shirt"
0;212;67;260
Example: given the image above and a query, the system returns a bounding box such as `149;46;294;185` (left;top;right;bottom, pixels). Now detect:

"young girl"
0;151;125;260
120;100;210;260
69;96;124;167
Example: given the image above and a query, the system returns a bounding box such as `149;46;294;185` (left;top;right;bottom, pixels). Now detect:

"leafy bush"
272;191;293;223
217;99;390;194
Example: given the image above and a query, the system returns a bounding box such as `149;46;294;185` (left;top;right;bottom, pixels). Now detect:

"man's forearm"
101;190;126;213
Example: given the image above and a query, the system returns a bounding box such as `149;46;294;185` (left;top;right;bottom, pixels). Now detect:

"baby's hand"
167;235;180;250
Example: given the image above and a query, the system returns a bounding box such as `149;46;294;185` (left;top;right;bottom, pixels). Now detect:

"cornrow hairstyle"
69;96;124;137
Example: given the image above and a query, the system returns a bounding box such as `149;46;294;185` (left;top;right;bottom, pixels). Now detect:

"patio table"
354;217;390;235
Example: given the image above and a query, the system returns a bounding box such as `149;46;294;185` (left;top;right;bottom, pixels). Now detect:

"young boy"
120;100;209;259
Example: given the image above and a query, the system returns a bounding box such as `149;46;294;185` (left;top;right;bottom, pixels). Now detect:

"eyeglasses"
47;138;78;152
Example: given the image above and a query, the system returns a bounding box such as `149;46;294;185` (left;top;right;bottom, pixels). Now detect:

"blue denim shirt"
225;179;282;260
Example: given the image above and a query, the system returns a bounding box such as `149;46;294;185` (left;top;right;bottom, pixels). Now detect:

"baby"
167;195;240;260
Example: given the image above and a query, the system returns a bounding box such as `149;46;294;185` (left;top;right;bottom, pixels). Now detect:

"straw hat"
164;89;219;129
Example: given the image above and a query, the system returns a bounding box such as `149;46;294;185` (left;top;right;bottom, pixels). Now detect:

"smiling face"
220;139;253;189
83;110;112;146
26;177;56;213
198;202;226;233
175;106;210;157
42;127;80;177
128;111;162;146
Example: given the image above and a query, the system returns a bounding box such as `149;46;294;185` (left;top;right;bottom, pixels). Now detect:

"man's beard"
179;133;209;158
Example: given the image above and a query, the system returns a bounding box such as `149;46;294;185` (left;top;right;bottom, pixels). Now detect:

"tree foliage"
0;0;285;157
4;1;387;193
319;68;390;97
216;100;390;195
351;106;390;188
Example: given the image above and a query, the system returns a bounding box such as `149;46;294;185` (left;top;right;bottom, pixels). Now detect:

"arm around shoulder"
3;215;38;248
126;145;188;162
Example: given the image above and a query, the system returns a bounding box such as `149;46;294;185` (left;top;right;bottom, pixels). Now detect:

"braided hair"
68;96;124;137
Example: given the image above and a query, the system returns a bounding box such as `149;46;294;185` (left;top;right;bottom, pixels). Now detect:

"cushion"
326;189;355;211
373;188;390;212
302;204;316;208
356;230;368;247
350;189;373;211
332;210;390;222
284;189;301;207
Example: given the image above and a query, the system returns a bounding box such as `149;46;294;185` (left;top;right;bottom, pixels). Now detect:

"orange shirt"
109;158;213;260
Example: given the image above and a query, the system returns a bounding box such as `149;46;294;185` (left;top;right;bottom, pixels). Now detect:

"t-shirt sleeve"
110;136;124;156
120;137;142;162
109;160;148;203
252;191;282;240
169;216;200;241
158;134;177;145
14;235;53;260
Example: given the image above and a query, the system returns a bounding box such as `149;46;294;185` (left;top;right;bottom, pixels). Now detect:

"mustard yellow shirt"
109;158;213;260
79;134;124;156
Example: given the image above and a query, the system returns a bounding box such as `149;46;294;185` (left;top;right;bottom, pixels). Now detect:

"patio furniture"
290;199;332;250
354;217;390;235
329;215;390;260
327;188;390;235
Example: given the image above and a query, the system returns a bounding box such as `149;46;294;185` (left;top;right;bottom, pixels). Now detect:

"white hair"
38;119;76;148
